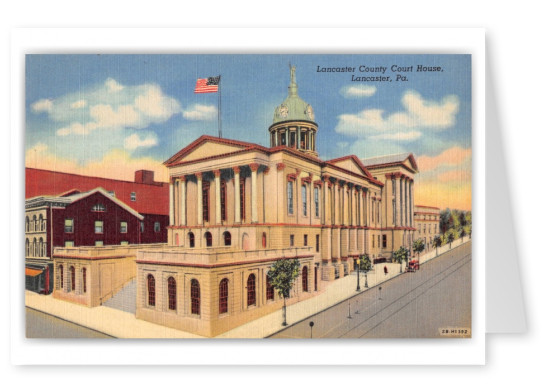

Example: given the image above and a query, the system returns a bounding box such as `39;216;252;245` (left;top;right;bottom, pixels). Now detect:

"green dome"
273;65;316;124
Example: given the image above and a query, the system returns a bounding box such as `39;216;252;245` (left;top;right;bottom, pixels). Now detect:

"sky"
25;54;471;210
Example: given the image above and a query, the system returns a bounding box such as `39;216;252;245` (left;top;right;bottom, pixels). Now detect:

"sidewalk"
217;262;402;338
25;291;205;338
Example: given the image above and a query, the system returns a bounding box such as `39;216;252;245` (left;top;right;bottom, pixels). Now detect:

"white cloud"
340;85;377;98
70;99;87;109
182;104;217;121
45;78;182;137
56;122;96;136
31;99;53;113
335;90;460;141
124;133;158;150
134;85;181;121
370;130;422;141
105;78;124;92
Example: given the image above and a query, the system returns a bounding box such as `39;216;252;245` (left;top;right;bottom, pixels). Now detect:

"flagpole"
218;75;222;138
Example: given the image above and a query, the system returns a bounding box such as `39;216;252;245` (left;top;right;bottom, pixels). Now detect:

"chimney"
135;170;155;184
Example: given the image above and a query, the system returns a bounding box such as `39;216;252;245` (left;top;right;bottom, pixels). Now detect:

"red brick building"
25;168;169;294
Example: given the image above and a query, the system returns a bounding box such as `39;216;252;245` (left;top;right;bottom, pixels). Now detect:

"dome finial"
288;63;298;96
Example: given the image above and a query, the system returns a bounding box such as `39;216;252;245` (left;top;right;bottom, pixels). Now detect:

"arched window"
191;279;200;315
266;275;274;301
25;216;29;232
302;266;308;292
167;276;177;310
32;215;37;231
32;238;37;257
38;215;43;232
147;274;155;307
205;232;212;247
59;265;64;289
39;238;43;257
219;278;229;314
247;273;256;307
92;203;106;212
70;266;75;291
262;232;267;248
25;239;29;256
188;232;195;248
82;268;87;293
223;231;231;246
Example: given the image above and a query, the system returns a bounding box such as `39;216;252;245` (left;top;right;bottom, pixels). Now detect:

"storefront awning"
25;267;43;277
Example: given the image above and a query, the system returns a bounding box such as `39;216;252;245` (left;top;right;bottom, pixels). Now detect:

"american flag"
194;76;220;93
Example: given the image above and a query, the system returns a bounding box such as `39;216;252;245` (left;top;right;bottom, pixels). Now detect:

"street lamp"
356;258;360;292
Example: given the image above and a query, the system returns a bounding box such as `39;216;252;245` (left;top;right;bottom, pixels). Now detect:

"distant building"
25;169;169;294
413;205;441;252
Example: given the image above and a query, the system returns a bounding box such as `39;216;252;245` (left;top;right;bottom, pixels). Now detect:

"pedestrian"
384;265;388;276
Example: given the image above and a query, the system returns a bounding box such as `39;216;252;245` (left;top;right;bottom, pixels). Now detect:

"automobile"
407;260;420;272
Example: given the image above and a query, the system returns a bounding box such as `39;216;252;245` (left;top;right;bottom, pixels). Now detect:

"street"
269;242;471;338
26;308;113;338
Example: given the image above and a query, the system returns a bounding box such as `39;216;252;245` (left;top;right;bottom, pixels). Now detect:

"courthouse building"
131;67;419;336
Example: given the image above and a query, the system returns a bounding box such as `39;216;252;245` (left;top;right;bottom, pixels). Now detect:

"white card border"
10;27;485;365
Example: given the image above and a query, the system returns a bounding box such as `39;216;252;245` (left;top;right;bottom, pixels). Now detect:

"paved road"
270;242;471;338
26;308;113;338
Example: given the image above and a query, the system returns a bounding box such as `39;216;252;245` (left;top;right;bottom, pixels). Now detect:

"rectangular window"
302;185;307;216
154;222;160;232
316;234;320;252
64;241;74;247
290;235;294;247
287;181;294;214
240;179;246;221
372;235;375;248
203;182;210;222
382;235;387;248
140;222;144;233
108;191;115;197
378;235;380;248
120;221;127;233
120;241;129;246
64;218;74;233
220;180;227;221
130;192;136;201
304;234;308;246
95;220;103;234
392;200;396;224
95;241;103;247
314;187;319;218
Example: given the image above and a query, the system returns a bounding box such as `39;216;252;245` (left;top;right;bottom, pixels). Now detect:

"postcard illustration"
25;54;472;339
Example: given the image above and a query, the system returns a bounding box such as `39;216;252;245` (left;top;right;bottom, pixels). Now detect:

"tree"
359;254;372;287
412;238;425;269
267;258;301;326
446;230;456;249
433;235;442;256
458;227;466;242
393;246;409;273
465;224;472;239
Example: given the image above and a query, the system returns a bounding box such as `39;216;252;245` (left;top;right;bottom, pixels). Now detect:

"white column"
179;178;187;226
250;164;259;223
214;170;222;224
233;167;241;223
169;179;174;226
196;173;203;225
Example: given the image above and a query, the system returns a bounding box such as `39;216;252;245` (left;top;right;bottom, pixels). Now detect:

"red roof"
25;168;169;216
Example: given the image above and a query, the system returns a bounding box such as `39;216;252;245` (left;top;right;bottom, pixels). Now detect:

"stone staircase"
102;278;136;314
